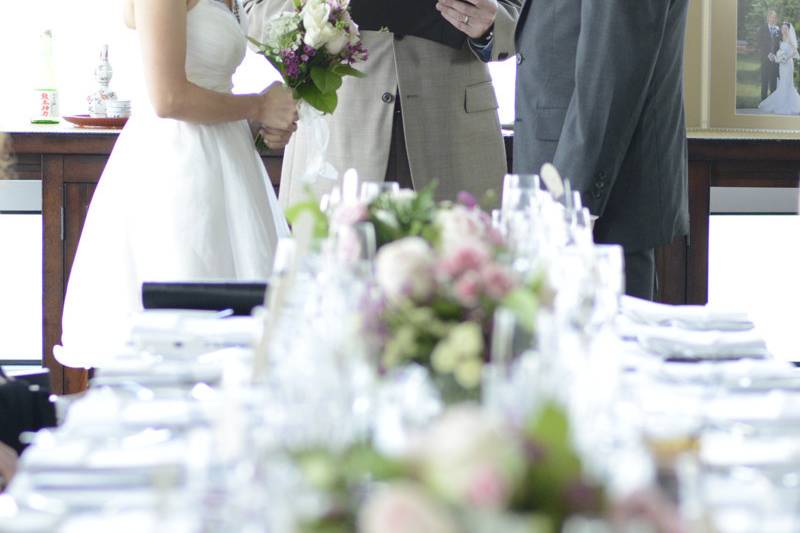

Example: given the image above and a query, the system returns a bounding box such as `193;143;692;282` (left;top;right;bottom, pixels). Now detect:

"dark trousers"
762;60;779;100
624;248;656;301
384;96;414;189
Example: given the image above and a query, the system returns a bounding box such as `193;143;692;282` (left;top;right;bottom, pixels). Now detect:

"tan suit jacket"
245;1;521;208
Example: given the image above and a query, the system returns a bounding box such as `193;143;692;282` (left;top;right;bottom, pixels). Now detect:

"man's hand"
0;442;18;490
436;0;497;40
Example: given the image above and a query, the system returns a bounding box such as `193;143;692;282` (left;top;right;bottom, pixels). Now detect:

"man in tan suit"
245;0;521;208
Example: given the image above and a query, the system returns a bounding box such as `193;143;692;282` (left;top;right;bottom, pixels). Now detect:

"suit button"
594;181;606;190
516;53;525;65
382;92;395;104
593;191;602;200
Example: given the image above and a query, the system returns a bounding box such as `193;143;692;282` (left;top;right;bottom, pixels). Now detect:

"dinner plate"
62;114;128;129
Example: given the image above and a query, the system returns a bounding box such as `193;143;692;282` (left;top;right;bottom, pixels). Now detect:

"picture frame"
700;0;800;132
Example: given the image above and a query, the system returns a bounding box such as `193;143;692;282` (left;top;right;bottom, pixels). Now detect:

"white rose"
302;0;338;49
435;206;491;255
376;237;436;303
325;29;350;55
359;483;458;533
411;406;525;509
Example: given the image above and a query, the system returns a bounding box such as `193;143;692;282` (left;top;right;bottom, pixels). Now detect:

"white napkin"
621;296;754;331
632;325;769;360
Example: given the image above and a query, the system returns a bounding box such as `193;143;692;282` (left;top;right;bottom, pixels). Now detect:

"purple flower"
457;191;478;209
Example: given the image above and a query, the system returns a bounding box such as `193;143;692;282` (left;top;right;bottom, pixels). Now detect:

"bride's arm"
134;0;297;129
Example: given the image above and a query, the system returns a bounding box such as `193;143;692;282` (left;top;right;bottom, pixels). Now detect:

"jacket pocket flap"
533;107;567;141
465;82;499;113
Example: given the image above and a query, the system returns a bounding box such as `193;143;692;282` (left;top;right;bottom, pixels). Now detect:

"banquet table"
4;291;800;532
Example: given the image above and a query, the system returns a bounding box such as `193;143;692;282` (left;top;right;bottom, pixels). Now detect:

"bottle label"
33;90;59;122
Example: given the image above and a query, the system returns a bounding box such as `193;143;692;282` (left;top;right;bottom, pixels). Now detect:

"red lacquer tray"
63;115;128;129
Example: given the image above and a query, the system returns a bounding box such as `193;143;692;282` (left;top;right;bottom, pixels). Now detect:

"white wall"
0;0;516;128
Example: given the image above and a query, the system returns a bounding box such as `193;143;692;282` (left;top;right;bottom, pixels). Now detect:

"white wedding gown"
759;41;800;115
56;0;289;368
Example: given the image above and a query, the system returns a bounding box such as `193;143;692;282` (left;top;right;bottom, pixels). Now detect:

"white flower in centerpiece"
412;406;525;510
376;237;437;303
301;0;338;49
435;206;495;256
359;482;458;533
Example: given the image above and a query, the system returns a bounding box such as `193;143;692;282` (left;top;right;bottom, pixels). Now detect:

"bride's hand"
256;82;299;135
259;126;294;150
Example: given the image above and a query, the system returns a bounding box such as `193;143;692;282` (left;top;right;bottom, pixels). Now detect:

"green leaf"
501;288;539;333
332;64;367;79
311;66;343;94
285;200;329;239
297;83;339;114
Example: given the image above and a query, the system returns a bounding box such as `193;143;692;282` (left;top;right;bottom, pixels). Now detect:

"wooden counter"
5;125;800;393
6;125;283;394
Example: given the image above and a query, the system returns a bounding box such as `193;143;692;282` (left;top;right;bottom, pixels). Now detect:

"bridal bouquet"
292;403;606;533
249;0;368;180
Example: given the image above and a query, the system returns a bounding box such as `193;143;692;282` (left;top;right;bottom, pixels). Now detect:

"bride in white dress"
759;22;800;115
55;0;297;368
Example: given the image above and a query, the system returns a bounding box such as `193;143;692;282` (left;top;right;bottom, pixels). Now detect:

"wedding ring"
464;15;470;25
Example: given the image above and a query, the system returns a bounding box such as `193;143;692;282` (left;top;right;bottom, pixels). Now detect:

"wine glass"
502;174;540;212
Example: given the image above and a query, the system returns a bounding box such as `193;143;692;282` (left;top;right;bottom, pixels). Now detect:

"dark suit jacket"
759;23;781;63
514;0;690;251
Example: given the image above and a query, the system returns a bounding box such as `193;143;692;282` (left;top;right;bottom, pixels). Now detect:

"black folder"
141;282;268;316
350;0;467;50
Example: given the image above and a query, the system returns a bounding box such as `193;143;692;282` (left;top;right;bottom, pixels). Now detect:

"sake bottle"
32;30;60;124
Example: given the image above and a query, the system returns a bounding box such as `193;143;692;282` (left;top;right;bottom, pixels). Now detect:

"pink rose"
332;202;369;227
480;264;516;300
359;483;458;533
438;244;490;279
454;271;483;307
467;463;512;510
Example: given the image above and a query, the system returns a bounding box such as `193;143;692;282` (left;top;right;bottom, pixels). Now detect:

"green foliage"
286;200;330;239
512;402;605;527
367;182;439;248
501;287;539;333
311;66;344;95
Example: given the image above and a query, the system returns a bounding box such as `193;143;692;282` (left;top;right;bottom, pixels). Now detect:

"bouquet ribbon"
295;102;339;184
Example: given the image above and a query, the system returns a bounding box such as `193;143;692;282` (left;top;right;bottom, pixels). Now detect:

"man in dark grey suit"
514;0;690;301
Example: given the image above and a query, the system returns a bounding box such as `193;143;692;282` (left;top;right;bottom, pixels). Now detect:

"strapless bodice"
185;0;247;93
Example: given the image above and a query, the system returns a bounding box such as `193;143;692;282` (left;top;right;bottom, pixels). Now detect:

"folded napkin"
633;325;770;361
621;296;754;331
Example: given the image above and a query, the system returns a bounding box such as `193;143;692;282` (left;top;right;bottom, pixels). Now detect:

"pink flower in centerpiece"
467;463;512;510
480;264;516;300
454;271;483;307
438;243;490;279
332;202;369;226
411;406;525;511
359;483;458;533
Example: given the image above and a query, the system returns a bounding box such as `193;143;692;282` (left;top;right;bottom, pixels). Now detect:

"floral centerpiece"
290;186;545;402
249;0;368;180
292;402;606;533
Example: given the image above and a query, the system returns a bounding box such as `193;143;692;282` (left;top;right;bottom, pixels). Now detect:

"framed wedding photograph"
736;0;800;116
703;0;800;131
